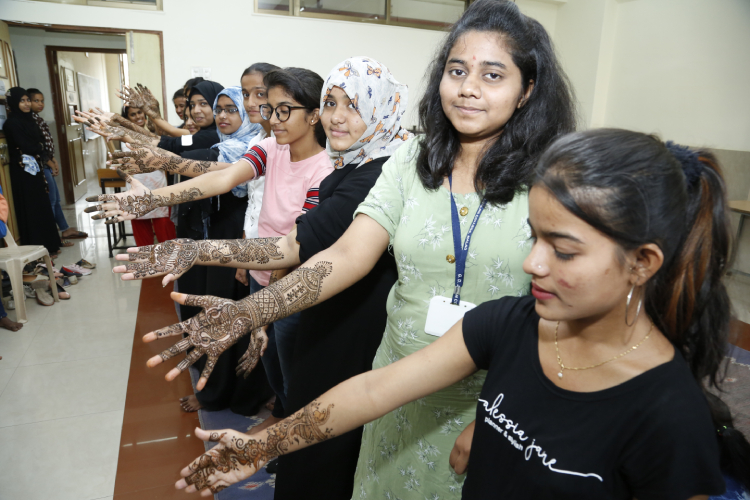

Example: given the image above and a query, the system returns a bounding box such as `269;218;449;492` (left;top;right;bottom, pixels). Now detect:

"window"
255;0;468;30
32;0;163;11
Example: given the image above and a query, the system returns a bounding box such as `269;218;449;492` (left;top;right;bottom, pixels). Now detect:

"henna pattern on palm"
153;262;333;381
183;400;335;492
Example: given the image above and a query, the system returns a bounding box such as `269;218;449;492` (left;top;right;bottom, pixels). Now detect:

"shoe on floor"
64;264;91;276
35;287;54;306
23;284;36;299
60;266;83;277
76;259;96;270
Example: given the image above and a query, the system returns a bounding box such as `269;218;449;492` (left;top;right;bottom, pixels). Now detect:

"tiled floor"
0;179;141;500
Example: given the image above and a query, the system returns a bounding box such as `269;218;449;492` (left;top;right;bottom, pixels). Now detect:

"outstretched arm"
108;144;235;177
176;319;478;494
83;161;253;222
143;214;390;389
111;228;302;285
119;84;190;137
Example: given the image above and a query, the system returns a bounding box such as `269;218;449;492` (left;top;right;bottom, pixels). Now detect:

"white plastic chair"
0;229;59;323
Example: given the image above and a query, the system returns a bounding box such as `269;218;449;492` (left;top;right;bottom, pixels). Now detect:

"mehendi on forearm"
87;187;203;220
196;238;285;265
183;399;335;491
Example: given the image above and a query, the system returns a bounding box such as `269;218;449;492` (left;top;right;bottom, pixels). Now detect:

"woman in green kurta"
353;138;532;497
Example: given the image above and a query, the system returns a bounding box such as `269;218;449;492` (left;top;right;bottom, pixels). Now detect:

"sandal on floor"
63;230;88;239
35;286;54;306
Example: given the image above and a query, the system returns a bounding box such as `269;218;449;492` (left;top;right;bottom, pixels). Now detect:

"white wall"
8;27;125;123
602;0;750;152
1;0;447;128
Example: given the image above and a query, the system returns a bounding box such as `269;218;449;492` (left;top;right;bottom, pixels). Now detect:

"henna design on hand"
153;262;332;381
124;238;200;279
235;328;266;378
183;400;335;492
122;238;285;281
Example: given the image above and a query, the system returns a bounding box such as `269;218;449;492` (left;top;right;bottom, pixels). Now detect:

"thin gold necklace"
554;321;653;379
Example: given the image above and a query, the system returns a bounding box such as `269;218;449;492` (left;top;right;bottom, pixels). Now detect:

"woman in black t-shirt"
176;129;743;499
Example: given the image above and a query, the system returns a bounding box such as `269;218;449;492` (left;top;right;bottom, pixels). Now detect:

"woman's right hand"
113;238;199;285
73;113;129;142
83;169;153;223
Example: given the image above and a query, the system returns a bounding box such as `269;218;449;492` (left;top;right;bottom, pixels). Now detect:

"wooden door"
57;60;88;200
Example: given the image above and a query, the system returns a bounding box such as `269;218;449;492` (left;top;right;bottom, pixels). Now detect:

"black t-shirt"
157;123;219;154
461;296;724;500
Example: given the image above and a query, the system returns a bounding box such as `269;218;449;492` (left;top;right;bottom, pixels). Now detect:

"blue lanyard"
449;175;487;305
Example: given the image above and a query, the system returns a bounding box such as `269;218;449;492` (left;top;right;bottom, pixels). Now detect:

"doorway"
46;46;126;201
5;23;167;204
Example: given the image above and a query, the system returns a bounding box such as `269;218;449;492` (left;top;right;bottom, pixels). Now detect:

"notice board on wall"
77;72;102;141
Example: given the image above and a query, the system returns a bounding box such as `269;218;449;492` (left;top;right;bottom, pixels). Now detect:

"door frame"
4;22;168;203
45;46;126;203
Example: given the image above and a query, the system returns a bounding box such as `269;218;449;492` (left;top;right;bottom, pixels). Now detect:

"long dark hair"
264;67;326;148
536;129;730;387
535;128;749;487
242;62;280;78
417;0;576;205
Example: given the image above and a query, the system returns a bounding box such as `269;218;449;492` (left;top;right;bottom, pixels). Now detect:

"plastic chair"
0;228;59;323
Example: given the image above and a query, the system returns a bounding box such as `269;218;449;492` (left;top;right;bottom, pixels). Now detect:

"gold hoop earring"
625;283;642;327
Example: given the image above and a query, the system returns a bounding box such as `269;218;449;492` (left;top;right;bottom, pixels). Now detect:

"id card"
424;295;476;337
181;135;194;146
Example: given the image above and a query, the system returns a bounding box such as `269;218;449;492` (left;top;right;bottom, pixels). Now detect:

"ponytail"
706;392;750;491
650;146;731;388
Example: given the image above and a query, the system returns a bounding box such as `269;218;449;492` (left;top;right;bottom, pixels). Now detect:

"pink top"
240;137;333;286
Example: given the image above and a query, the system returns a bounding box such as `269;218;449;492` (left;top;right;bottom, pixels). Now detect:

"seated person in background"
27;88;88;240
0;184;22;332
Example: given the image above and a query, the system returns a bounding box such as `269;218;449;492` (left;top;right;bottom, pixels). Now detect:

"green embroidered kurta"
352;138;532;499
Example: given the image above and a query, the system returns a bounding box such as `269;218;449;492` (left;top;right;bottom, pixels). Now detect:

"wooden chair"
97;168;133;257
0;228;59;322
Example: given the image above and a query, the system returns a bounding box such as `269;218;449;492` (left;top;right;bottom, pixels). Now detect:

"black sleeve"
462;296;536;370
158;127;218;154
621;380;725;500
295;162;384;262
180;148;220;161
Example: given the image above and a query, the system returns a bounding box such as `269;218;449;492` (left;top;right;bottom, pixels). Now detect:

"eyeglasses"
259;104;307;122
213;107;240;117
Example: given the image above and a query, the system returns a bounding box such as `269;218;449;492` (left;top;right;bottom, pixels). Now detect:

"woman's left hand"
108;144;178;174
83;169;152;223
177;427;269;495
236;326;268;378
449;420;475;475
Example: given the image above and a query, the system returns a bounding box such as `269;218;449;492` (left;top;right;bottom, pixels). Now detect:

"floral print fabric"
352;138;532;499
322;56;411;169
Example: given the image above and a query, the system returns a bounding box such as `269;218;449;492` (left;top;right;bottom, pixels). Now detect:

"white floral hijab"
321;56;411;169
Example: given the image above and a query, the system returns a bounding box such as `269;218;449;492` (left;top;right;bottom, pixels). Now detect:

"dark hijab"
3;87;46;157
188;81;224;130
